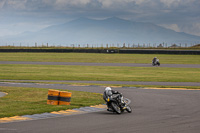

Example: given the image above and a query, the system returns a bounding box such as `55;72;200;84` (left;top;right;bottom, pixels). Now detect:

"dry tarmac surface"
0;82;200;133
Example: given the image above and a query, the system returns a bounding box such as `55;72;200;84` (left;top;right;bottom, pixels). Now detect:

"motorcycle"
104;93;132;114
152;59;160;66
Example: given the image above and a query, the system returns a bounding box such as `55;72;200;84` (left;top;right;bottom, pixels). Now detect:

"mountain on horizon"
1;17;200;46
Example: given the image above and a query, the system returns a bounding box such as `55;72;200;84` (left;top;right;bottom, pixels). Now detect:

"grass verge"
0;86;104;118
0;64;200;82
0;53;200;64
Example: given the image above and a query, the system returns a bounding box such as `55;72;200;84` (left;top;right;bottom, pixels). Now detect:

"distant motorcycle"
103;93;132;114
152;59;160;66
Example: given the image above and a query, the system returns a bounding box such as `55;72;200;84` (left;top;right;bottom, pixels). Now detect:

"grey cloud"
0;0;200;36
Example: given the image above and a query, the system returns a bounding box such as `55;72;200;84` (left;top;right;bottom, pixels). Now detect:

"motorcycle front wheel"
111;102;121;114
126;105;132;113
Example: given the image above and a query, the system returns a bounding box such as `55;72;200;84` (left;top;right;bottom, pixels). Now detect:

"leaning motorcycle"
152;59;160;66
104;94;132;114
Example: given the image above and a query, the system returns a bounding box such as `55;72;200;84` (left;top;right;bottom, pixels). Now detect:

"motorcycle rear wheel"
111;102;121;114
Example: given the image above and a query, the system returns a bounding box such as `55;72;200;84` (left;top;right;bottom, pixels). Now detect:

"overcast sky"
0;0;200;37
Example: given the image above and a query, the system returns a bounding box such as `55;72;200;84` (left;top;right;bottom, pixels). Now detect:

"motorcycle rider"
103;87;125;111
152;57;157;63
152;57;159;64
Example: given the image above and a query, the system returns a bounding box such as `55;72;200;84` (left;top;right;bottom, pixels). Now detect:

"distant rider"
152;57;157;63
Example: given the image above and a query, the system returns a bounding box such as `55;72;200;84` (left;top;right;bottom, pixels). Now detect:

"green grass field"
0;53;200;64
0;64;200;82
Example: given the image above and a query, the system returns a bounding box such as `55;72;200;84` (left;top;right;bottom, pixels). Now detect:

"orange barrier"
59;91;72;105
47;89;60;105
47;90;72;105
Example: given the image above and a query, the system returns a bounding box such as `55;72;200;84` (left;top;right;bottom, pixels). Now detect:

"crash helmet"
105;87;112;91
105;87;112;96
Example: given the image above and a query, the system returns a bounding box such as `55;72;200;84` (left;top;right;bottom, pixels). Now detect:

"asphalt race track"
0;62;200;133
1;80;200;86
0;82;200;133
0;61;200;68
